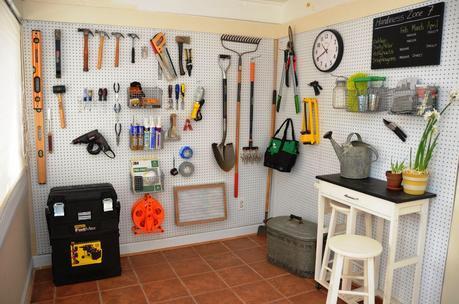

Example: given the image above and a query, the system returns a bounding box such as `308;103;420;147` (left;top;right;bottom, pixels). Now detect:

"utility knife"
383;119;407;142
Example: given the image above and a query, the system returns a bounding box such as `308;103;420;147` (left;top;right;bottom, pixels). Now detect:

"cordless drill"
72;129;115;158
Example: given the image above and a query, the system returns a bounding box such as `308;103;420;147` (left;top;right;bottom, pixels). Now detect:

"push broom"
221;34;261;198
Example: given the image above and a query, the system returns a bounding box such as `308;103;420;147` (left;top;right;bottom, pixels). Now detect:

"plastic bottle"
144;117;150;150
150;116;156;150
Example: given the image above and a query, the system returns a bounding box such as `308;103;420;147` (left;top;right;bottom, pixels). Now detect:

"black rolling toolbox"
45;183;121;286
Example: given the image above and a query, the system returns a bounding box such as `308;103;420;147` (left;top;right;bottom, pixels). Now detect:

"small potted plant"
386;159;405;190
403;89;458;195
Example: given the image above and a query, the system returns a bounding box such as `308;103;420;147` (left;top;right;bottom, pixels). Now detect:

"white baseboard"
32;224;260;268
21;260;33;304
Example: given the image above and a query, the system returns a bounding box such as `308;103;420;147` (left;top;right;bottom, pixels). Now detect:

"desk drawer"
318;181;394;219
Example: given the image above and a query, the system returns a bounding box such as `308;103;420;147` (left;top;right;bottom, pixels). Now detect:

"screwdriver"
175;84;180;110
168;84;173;109
180;83;186;110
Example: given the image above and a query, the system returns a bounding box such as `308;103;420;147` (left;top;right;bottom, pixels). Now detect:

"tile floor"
30;234;343;304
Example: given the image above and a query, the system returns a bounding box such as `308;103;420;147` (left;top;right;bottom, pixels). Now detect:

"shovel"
212;55;235;171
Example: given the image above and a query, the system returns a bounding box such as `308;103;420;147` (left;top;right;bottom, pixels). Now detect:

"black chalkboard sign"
371;2;444;69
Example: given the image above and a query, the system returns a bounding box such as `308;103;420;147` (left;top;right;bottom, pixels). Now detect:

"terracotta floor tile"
232;281;282;304
130;252;166;268
159;297;195;304
193;242;229;257
234;246;267;263
181;272;227;295
31;281;55;303
217;265;262;287
223;237;258;251
269;299;291;304
120;256;132;270
195;289;243;304
249;260;287;278
269;274;315;297
143;278;188;303
55;281;98;298
203;252;244;270
34;268;53;283
101;285;147;304
163;247;199;261
55;292;100;304
135;263;176;283
289;290;327;304
170;257;212;277
249;234;267;246
31;301;53;304
98;269;138;290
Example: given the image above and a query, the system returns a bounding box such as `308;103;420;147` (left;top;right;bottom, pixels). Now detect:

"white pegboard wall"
23;22;274;255
271;0;458;303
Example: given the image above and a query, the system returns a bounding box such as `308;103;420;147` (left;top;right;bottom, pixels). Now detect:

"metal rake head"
221;34;262;57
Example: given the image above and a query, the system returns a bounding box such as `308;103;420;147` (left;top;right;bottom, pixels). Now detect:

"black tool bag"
46;183;121;286
264;118;299;172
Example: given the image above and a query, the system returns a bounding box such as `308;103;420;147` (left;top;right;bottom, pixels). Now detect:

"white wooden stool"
319;201;373;287
326;235;382;304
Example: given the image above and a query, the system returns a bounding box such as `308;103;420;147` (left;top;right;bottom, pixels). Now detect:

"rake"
221;34;262;198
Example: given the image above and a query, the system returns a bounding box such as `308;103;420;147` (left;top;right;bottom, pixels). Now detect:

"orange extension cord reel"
131;194;165;234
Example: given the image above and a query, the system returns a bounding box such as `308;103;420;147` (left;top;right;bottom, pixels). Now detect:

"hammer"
111;32;124;67
175;36;190;76
127;33;139;63
52;85;66;128
77;28;93;72
95;30;110;70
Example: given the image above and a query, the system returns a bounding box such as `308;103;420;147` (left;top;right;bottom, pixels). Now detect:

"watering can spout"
323;131;344;161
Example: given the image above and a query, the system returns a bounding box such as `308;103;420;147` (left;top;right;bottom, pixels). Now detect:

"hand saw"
32;30;47;184
150;33;177;81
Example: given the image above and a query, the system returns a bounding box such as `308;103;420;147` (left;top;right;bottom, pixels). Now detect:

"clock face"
312;29;344;72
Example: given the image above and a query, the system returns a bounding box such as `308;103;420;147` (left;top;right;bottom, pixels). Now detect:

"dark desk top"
316;174;436;204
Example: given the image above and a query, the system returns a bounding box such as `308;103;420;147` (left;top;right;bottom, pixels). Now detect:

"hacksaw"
32;30;47;184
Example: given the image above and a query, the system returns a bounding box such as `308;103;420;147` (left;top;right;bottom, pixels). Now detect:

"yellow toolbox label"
70;241;103;267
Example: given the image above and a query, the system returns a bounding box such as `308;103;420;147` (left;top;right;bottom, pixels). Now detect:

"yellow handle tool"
300;98;320;145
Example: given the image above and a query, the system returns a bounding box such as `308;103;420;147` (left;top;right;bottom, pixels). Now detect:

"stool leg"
367;257;376;304
364;213;372;238
363;259;369;304
342;207;358;291
320;208;337;284
326;254;344;304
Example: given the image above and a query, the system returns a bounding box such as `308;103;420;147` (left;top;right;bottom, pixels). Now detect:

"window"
0;1;25;208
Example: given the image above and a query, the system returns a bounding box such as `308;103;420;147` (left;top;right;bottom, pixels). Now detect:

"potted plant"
386;159;405;190
403;89;458;195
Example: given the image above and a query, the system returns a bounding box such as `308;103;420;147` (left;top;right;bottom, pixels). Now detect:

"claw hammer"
127;33;139;63
77;28;93;72
95;30;110;70
111;32;124;67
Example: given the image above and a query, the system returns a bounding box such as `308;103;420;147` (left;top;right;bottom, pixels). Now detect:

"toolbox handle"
289;214;303;224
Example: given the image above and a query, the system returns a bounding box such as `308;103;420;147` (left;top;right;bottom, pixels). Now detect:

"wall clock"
312;29;344;72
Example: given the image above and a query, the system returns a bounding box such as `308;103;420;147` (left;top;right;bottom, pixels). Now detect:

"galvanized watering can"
323;131;378;179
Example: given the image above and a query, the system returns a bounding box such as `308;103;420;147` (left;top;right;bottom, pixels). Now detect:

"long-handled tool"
259;39;279;236
241;56;261;164
77;28;93;72
54;29;61;78
221;34;261;198
212;54;235;172
175;36;190;76
52;85;66;128
276;26;300;113
95;30;109;70
127;33;139;63
32;30;46;184
112;32;124;67
46;108;53;153
113;82;121;146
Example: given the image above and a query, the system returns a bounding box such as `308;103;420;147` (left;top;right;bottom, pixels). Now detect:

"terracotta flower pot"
386;171;403;191
402;170;429;195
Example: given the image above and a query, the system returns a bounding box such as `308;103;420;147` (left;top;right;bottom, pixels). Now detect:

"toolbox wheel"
315;282;322;290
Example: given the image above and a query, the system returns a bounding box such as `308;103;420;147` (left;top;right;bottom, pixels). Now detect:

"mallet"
53;85;66;128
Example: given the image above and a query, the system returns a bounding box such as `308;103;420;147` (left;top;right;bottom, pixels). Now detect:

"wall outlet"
238;200;245;210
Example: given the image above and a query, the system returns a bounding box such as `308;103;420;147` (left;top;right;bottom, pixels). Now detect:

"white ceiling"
113;0;354;24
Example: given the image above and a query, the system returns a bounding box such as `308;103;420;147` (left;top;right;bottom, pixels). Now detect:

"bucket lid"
267;215;317;241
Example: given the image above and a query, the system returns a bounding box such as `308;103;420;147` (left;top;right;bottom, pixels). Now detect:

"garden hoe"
212;55;235;172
